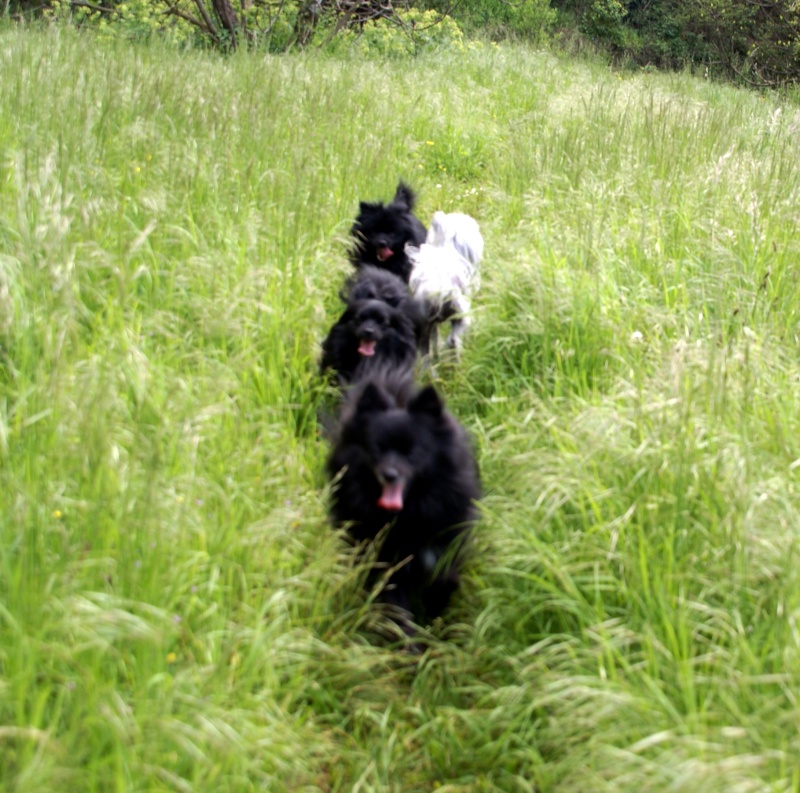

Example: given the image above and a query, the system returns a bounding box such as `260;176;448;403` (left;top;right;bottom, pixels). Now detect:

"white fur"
407;211;484;355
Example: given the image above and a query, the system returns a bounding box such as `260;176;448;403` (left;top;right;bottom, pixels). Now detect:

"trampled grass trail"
2;24;800;792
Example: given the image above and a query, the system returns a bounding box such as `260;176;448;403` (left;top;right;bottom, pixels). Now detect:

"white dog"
407;211;484;356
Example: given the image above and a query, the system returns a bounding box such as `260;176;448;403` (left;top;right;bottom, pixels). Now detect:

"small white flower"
743;326;756;340
630;330;643;343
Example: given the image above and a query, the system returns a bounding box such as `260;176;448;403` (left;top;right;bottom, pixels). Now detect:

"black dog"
349;182;427;283
327;369;481;640
320;268;421;386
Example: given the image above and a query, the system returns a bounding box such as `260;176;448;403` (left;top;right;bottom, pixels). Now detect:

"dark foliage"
553;0;800;86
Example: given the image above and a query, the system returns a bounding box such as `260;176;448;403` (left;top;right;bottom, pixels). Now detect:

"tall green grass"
3;24;800;791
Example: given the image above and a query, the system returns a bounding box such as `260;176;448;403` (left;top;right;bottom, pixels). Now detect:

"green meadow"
3;24;800;792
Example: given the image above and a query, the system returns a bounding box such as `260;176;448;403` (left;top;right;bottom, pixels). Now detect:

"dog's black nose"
380;467;399;484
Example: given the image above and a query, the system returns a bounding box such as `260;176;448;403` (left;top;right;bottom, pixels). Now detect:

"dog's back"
427;211;484;268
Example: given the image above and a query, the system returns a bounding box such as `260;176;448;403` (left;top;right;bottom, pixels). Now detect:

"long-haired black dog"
349;182;427;283
320;267;421;386
327;368;481;641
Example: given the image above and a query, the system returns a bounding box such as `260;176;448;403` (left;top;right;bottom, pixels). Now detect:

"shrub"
323;9;466;57
687;0;800;85
35;0;299;51
563;0;800;86
442;0;556;43
579;0;626;47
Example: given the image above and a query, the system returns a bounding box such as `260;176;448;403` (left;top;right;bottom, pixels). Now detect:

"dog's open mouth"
358;339;377;356
378;481;404;511
376;247;394;261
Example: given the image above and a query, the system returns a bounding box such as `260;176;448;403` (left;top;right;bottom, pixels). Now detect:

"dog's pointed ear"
355;382;391;414
409;385;443;418
393;182;416;211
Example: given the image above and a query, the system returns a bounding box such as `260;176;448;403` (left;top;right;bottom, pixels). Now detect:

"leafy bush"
554;0;800;85
43;0;192;45
686;0;800;85
579;0;625;46
36;0;299;51
26;0;466;55
625;1;709;68
442;0;556;42
323;9;467;57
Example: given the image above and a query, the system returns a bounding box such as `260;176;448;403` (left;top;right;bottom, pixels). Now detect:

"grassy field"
2;23;800;792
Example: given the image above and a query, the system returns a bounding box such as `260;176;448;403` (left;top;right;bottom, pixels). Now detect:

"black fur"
320;269;421;386
327;370;481;638
340;265;411;308
349;182;428;283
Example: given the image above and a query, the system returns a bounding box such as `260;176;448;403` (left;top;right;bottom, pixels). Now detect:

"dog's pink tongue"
358;339;377;356
378;482;404;511
377;247;394;261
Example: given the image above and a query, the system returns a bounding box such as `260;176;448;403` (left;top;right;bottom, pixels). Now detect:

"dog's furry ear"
355;382;391;414
393;182;417;211
409;385;444;418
